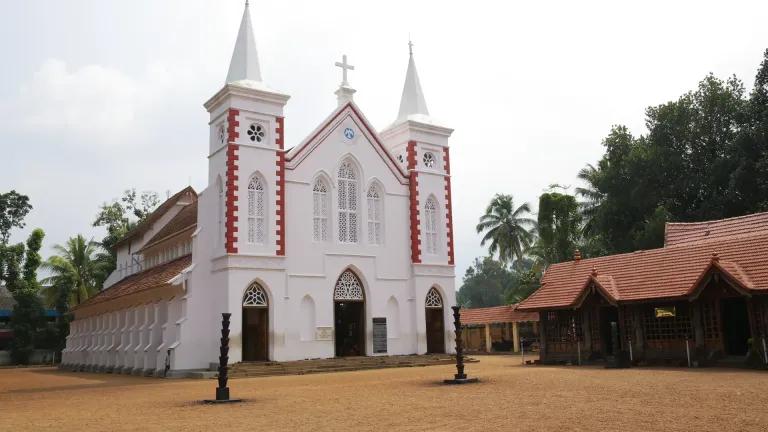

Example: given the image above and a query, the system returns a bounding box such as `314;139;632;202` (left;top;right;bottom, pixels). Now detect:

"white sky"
2;0;767;282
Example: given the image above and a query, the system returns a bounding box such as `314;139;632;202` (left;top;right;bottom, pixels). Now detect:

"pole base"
443;377;480;385
202;398;243;404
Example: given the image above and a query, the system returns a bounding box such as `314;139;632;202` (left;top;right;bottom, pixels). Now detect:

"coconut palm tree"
476;194;536;266
575;164;604;236
41;235;110;308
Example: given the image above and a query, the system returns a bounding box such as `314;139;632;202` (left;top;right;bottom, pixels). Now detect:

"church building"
61;2;457;375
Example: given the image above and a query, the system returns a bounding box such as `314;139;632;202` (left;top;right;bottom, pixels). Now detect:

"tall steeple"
226;1;262;85
395;41;430;123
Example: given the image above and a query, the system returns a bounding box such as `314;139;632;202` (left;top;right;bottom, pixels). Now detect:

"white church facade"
62;2;457;375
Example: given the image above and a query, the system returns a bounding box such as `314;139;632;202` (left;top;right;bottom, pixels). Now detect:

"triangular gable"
572;274;619;308
687;258;754;300
285;102;408;184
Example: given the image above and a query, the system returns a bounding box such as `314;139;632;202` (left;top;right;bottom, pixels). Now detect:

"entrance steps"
216;354;469;379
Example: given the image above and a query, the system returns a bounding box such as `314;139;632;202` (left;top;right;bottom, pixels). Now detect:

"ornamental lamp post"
443;306;479;384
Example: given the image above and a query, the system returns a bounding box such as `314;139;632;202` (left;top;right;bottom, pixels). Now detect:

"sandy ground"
1;356;767;431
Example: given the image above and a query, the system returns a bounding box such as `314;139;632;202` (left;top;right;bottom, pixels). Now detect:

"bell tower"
204;1;290;257
380;42;454;266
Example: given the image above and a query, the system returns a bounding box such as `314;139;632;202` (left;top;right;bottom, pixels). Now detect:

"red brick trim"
407;141;421;263
225;108;240;254
275;117;286;256
443;147;455;265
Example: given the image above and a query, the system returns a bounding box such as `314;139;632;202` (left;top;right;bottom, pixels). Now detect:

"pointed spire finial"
226;1;262;84
395;40;429;123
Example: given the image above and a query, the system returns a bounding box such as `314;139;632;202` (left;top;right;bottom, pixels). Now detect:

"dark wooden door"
426;308;445;353
243;307;268;361
335;301;365;357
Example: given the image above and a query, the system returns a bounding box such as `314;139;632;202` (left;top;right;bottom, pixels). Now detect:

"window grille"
337;161;358;243
424;197;438;254
334;270;364;301
313;179;329;241
425;288;443;308
248;175;266;244
367;185;382;244
243;283;268;307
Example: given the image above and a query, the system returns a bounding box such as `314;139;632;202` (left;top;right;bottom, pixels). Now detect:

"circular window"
247;123;265;143
423;152;436;168
397;154;404;163
218;125;226;144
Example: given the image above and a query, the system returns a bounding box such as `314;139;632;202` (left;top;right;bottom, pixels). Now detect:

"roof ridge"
666;210;768;226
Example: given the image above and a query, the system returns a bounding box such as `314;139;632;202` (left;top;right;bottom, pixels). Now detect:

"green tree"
41;235;109;308
0;191;33;245
92;189;159;286
476;194;535;266
457;257;540;308
3;229;46;364
530;190;582;265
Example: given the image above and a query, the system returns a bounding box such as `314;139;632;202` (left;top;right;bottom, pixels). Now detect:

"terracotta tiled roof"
460;304;539;325
518;230;768;311
139;201;197;251
665;211;768;246
75;255;192;310
115;187;197;248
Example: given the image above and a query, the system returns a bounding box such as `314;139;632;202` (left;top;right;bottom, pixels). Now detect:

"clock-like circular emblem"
343;127;355;140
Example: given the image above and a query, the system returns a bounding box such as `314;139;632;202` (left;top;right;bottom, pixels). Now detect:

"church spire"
226;1;262;85
395;40;429;123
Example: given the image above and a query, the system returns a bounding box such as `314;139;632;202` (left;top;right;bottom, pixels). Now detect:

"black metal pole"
205;313;241;403
444;305;478;384
216;313;231;400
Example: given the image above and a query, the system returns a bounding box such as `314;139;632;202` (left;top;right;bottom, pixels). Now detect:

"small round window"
218;125;226;144
423;152;436;168
397;154;404;163
247;123;265;143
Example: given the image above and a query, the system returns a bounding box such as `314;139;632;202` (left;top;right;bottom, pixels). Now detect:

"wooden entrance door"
426;308;445;353
242;307;268;361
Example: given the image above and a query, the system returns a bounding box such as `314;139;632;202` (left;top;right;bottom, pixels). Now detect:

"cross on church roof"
335;54;355;86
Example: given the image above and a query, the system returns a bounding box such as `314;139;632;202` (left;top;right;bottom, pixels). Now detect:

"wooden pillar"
533;321;539;335
539;312;547;359
512;322;520;352
581;307;592;353
691;301;705;348
633;307;645;357
484;324;492;353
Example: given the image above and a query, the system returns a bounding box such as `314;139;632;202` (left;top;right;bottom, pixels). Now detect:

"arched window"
424;196;439;254
334;270;364;301
337;161;359;243
243;283;268;307
217;175;224;247
425;287;443;308
313;178;329;242
247;174;266;244
366;184;382;245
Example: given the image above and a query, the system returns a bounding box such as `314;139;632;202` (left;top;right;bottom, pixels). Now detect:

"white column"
134;305;148;373
96;314;106;369
155;300;170;375
142;303;156;375
512;322;520;353
121;308;134;372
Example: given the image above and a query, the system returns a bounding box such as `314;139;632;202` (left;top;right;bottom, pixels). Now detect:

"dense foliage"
461;48;768;308
457;257;540;308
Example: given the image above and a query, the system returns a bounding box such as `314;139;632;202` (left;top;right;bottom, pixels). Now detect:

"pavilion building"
518;211;768;367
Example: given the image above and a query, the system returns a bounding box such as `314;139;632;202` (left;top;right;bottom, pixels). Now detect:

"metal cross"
408;40;414;56
335;54;354;86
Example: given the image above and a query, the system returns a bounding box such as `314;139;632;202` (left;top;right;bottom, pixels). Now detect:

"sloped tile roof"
139;200;197;251
665;211;768;246
461;304;539;325
75;255;192;310
115;187;197;248
519;230;768;311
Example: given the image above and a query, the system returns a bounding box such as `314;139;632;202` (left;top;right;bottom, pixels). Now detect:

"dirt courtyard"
1;356;766;431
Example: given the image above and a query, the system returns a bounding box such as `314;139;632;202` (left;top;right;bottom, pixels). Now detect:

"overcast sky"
2;0;767;282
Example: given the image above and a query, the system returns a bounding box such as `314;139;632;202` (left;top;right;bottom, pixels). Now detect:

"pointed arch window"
334;270;364;301
425;287;443;308
337;161;359;243
243;283;268;307
313;179;329;242
248;175;266;244
424;196;439;254
367;184;383;245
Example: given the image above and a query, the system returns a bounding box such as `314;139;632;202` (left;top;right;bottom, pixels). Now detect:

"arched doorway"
242;282;269;361
334;270;365;357
425;287;445;353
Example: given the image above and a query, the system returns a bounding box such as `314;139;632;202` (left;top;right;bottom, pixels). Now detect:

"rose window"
423;152;436;168
247;123;265;143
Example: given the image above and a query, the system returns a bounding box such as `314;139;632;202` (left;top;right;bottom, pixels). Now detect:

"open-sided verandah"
538;272;768;367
